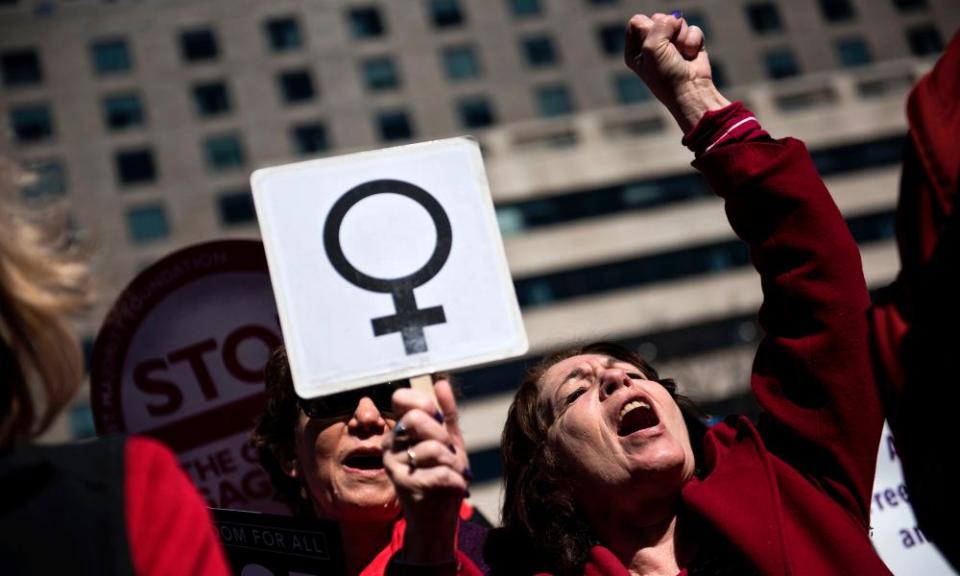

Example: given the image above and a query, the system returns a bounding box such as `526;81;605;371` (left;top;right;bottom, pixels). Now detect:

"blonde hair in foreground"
0;158;91;449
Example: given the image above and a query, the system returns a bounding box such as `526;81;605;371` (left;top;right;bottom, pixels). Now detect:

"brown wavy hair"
1;159;91;449
489;341;709;576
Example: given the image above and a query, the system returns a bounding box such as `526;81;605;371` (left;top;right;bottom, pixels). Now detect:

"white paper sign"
252;137;527;398
870;422;956;575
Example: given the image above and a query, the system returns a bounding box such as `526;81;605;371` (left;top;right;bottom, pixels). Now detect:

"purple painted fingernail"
463;467;474;481
671;10;683;18
433;410;445;424
393;421;406;436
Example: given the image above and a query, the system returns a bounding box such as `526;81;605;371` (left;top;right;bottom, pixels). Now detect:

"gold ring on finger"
407;448;417;470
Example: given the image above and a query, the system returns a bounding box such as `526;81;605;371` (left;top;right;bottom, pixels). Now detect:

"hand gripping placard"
323;180;452;355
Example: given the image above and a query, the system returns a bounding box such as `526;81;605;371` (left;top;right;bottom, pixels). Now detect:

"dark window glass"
179;28;219;62
362;56;400;91
429;0;464;28
586;0;617;5
535;84;575;117
711;60;728;88
1;48;43;87
508;0;541;17
204;134;245;171
69;404;96;439
278;69;315;103
291;122;330;155
746;3;783;34
818;0;855;22
265;16;302;52
376;110;414;142
192;81;231;116
597;24;625;57
347;6;386;39
764;48;800;79
126;204;169;243
0;0;21;5
442;45;481;80
103;93;145;130
10;104;53;143
91;38;131;75
613;72;651;105
892;0;926;11
907;25;943;56
217;190;257;226
22;159;67;201
810;134;905;176
115;148;157;185
684;12;710;36
458;96;496;129
522;34;559;67
836;38;872;67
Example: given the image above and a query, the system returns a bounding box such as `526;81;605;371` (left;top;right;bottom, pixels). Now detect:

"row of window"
513;209;896;308
495;134;906;235
747;0;931;35
124;189;256;245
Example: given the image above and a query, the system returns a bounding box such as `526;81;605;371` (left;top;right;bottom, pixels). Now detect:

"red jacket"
483;105;890;576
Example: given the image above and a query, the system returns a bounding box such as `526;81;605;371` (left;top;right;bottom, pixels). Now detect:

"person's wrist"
668;80;730;134
400;509;460;564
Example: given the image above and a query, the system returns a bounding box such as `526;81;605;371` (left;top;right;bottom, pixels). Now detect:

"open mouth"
617;399;661;436
343;452;384;470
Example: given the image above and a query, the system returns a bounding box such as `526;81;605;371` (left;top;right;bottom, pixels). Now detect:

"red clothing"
489;104;889;576
868;30;960;569
125;437;230;575
378;503;485;576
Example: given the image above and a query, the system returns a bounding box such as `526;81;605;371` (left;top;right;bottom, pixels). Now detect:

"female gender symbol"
323;179;452;355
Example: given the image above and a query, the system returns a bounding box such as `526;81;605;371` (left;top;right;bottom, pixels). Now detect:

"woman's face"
289;397;400;523
538;354;695;504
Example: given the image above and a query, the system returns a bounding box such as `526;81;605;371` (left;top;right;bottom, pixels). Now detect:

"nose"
349;397;387;435
599;368;631;400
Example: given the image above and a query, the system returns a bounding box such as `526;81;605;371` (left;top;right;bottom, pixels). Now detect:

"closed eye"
564;387;587;405
626;372;645;380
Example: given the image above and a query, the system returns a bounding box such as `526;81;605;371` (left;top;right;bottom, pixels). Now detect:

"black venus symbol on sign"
323;179;452;355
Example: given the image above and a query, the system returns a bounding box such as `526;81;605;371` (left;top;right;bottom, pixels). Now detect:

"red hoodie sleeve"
125;437;230;576
689;103;883;526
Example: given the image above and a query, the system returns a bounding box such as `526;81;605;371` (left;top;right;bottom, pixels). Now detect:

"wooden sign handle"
409;374;438;406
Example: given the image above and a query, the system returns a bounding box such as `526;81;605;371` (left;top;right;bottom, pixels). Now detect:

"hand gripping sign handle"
409;374;438;406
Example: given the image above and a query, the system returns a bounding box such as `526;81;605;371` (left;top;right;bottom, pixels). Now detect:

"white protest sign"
870;422;956;575
252;137;527;398
90;240;287;514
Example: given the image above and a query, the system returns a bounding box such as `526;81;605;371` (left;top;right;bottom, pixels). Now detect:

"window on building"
264;16;302;52
746;3;783;34
535;84;575;117
204;134;246;171
126;204;169;244
907;25;943;56
90;38;131;75
892;0;927;12
586;0;617;6
613;72;651;105
277;69;315;103
457;96;496;129
684;12;710;36
22;159;67;202
711;60;728;88
10;104;53;144
835;37;872;67
103;93;145;130
192;81;231;116
521;33;559;67
1;48;43;87
764;48;800;79
115;148;157;185
429;0;465;29
179;28;219;63
291;122;330;155
347;6;386;39
362;56;400;91
442;45;481;80
217;190;257;226
597;23;625;57
376;109;414;142
818;0;855;22
508;0;541;17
